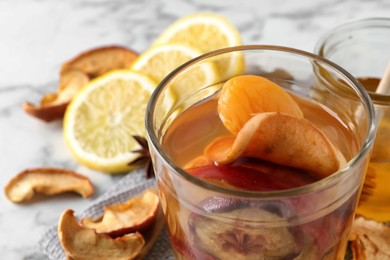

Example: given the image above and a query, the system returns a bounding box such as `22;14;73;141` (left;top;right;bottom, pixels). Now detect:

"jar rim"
314;17;390;103
146;45;377;199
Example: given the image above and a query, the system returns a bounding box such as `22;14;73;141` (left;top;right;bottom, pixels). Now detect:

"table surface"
1;0;389;258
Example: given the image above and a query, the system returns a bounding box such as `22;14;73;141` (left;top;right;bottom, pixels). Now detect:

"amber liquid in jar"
160;90;359;259
356;77;390;222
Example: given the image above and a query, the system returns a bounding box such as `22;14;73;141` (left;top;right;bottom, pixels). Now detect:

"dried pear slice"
81;189;159;237
205;112;346;179
4;168;94;203
58;209;145;260
60;46;138;77
23;70;89;122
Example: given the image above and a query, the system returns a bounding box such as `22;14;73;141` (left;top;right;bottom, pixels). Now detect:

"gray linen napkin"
38;169;174;259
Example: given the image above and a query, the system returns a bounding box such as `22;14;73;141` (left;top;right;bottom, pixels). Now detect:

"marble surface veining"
0;0;389;259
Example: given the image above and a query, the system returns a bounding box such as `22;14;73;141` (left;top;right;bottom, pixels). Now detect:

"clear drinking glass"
146;45;376;259
315;18;390;222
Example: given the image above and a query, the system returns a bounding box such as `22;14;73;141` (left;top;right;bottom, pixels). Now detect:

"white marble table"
1;0;389;258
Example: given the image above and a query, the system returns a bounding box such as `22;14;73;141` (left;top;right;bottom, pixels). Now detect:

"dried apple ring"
23;70;89;122
81;189;160;237
60;45;138;78
218;75;303;134
4;168;94;203
58;209;145;260
24;46;139;122
205;112;346;179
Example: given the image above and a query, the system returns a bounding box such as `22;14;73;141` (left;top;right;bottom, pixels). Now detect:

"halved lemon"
131;43;219;118
63;70;157;174
153;13;243;79
132;43;206;83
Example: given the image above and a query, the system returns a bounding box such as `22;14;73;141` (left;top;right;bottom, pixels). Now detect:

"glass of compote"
146;45;376;259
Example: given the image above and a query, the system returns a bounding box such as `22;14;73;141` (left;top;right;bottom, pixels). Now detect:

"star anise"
128;135;155;179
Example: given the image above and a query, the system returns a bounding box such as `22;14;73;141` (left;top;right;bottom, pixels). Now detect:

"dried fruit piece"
187;160;318;191
349;216;390;260
58;209;145;260
184;155;214;169
218;75;303;134
23;70;89;122
205;112;346;179
24;46;138;122
60;46;138;77
81;189;159;237
137;203;166;259
4;168;94;203
188;197;302;259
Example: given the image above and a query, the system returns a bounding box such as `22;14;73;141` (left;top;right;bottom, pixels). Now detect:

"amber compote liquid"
157;86;361;260
356;77;390;222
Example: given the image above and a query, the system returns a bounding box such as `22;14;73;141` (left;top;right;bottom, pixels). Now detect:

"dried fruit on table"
4;168;94;203
23;70;89;122
58;209;145;260
60;45;138;77
204;112;346;179
24;45;139;122
81;189;160;237
348;216;390;260
137;202;166;259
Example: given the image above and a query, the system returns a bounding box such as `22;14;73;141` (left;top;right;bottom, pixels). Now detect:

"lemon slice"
63;70;157;174
132;44;219;120
132;44;205;83
153;13;243;79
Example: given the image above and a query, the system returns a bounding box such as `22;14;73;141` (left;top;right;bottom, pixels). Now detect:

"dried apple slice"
348;216;390;259
81;189;159;237
187;162;318;191
184;155;214;169
205;112;346;179
24;46;138;122
4;168;94;203
188;197;303;259
58;209;145;260
60;45;138;77
137;203;166;259
23;70;89;122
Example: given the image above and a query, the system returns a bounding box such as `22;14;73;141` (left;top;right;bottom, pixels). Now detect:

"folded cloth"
38;168;174;259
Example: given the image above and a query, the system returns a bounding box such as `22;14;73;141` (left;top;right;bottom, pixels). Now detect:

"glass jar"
315;18;390;222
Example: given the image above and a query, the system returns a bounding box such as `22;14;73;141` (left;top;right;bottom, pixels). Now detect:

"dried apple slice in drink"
187;160;318;191
205;112;346;179
4;168;94;203
81;189;159;237
58;209;145;260
188;196;303;259
183;155;214;169
218;75;303;134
